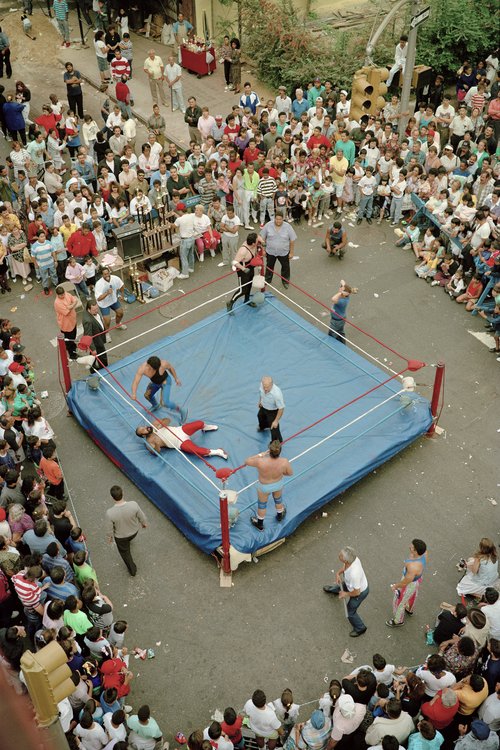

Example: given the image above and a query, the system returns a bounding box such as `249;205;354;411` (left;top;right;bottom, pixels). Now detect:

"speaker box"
113;223;143;261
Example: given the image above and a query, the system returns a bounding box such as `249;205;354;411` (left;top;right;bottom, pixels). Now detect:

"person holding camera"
456;538;498;598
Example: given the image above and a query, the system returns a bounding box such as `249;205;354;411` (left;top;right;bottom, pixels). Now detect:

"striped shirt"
52;0;68;20
44;579;80;602
31;240;56;268
257;176;277;198
110;57;131;80
12;572;41;608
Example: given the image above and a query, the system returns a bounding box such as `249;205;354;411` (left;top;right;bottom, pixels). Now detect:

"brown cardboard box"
168;258;180;271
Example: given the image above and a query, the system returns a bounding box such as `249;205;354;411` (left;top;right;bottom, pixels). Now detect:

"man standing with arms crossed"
246;440;292;530
260;212;296;290
323;546;369;637
105;485;147;577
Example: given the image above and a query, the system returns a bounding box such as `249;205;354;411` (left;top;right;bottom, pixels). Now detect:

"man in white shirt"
275;86;292;116
479;685;500;731
387;35;408;87
143;49;167;106
173;203;195;279
416;654;456;697
365;699;414;746
94;267;126;331
357;166;377;224
164;55;185;113
219;205;241;267
481;588;500;638
323;546;369;637
243;689;283;749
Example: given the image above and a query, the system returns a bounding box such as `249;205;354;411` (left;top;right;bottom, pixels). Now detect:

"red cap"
8;362;24;373
176;202;186;211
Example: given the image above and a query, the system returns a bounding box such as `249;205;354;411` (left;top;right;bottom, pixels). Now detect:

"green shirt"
63;608;92;635
243;170;259;195
335;139;356;166
73;562;98;588
127;715;162;739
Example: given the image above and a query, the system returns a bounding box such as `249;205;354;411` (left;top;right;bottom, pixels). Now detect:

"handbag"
457;89;466;102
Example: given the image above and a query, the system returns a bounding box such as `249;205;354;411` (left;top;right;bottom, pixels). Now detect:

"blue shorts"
257;479;284;495
99;300;121;316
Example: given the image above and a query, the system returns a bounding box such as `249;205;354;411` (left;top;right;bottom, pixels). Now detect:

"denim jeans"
390;196;404;224
260;197;275;224
39;264;58;290
346;584;369;632
146;380;178;410
179;237;195;274
357;194;373;219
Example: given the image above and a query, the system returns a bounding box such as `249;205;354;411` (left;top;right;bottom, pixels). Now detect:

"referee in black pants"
258;375;285;443
105;486;147;576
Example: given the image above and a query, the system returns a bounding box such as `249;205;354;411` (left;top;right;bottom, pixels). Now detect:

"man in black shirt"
432;602;467;645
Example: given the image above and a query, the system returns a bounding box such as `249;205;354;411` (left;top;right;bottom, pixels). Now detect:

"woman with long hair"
457;537;498;597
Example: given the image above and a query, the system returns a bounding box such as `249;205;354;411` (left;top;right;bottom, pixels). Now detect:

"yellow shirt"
455;682;489;715
329;156;348;185
144;56;164;80
60;223;77;246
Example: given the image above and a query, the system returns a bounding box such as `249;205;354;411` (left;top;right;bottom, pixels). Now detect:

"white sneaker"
117;324;127;330
218;262;226;267
199;254;204;262
178;273;189;279
244;224;254;230
211;448;228;459
123;705;133;713
188;268;194;272
210;250;216;257
202;424;218;431
337;207;342;213
106;334;112;343
307;219;312;226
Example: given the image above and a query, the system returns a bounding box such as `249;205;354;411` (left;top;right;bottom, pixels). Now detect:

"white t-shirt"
243;699;281;737
103;713;127;741
24;417;55;441
415;666;456;696
203;728;233;750
174;213;195;239
270;699;299;723
193;213;211;236
358;175;377;196
351;663;395;686
221;214;242;238
94;39;108;60
0;350;14;377
344;557;368;593
94;275;124;309
483;600;500;638
470;221;491;249
74;722;107;750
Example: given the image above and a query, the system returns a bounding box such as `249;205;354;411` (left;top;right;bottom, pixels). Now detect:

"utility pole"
398;0;419;136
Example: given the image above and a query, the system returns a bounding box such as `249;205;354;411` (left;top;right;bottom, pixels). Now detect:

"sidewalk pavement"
57;9;274;150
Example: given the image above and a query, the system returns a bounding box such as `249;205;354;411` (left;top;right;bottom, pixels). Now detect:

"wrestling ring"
57;269;445;583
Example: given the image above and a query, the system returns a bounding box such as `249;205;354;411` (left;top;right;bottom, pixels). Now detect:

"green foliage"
416;0;499;75
240;0;366;90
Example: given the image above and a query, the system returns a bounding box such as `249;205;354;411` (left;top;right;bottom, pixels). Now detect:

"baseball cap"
471;721;490;740
176;202;186;211
314;77;321;82
444;144;453;150
11;343;25;353
278;85;286;91
340;89;348;95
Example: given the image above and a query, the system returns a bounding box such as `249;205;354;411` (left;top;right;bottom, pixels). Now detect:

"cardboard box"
168;257;180;271
150;270;173;292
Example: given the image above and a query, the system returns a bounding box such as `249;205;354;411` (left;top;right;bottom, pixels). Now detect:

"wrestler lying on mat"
136;418;228;460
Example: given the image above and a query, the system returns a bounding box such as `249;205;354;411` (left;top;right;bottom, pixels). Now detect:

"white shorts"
334;183;344;198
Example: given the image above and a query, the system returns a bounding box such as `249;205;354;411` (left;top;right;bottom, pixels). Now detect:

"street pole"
75;4;85;47
398;0;419;137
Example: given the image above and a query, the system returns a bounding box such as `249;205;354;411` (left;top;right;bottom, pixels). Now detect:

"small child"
26;435;43;466
83;254;98;291
84;626;113;662
274;182;290;219
445;268;466;298
307;181;324;227
73;549;98;588
415;250;438;279
67;526;91;564
108;620;128;650
369;683;393;716
203;722;233;750
318;679;342;720
319;175;333;220
270;688;299;740
221;707;245;750
376;177;391;224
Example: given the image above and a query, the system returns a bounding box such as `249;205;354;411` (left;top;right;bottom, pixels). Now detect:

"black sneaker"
251;516;264;530
366;217;373;225
226;300;233;314
356;218;362;225
276;505;287;522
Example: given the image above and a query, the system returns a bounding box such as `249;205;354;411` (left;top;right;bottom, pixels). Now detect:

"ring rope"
235;389;405;498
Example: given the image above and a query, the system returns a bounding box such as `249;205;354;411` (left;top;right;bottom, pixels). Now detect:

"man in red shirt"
258;158;278;179
67;224;98;258
307;126;331;152
115;76;132;118
421;688;459;730
243;139;261;165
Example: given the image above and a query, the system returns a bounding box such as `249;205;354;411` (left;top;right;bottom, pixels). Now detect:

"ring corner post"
57;333;72;395
427;361;445;436
219;487;232;586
